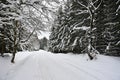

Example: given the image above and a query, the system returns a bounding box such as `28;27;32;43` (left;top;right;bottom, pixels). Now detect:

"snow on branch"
94;0;103;10
77;0;88;9
76;0;102;11
73;19;86;28
116;5;120;12
74;26;90;31
116;0;120;4
93;0;99;4
116;41;120;45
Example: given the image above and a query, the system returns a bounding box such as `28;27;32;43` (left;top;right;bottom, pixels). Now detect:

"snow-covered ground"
0;50;120;80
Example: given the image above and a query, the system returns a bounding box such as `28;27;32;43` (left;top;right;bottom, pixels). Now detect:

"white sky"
38;31;50;39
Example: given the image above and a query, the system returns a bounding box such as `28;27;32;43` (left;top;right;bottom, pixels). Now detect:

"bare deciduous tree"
77;0;102;60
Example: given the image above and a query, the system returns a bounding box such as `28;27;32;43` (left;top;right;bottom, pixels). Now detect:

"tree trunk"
11;20;17;63
11;40;17;63
11;52;16;63
1;30;5;57
88;52;93;60
87;7;94;60
11;38;17;63
1;42;4;57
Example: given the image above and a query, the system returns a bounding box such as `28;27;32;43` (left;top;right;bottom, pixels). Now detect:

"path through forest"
0;50;120;80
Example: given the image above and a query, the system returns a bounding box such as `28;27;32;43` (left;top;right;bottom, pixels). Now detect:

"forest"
0;0;120;80
0;0;60;62
49;0;120;57
0;0;120;62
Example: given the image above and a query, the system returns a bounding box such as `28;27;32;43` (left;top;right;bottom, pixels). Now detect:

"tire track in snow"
35;53;55;80
33;53;104;80
51;54;108;80
45;53;96;80
38;53;82;80
61;55;111;80
3;51;117;80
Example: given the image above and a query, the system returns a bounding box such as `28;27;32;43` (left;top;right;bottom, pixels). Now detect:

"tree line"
49;0;120;59
0;0;59;63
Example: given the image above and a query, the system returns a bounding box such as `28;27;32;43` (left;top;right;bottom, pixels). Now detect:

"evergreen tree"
49;0;120;57
49;0;91;53
95;0;120;56
49;0;102;60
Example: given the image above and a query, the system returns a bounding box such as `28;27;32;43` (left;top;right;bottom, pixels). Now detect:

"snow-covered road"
0;50;120;80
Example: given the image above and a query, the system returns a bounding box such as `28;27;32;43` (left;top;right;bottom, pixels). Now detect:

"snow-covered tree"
49;1;71;53
0;0;22;62
0;0;61;63
96;0;120;56
49;0;120;57
49;0;102;59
